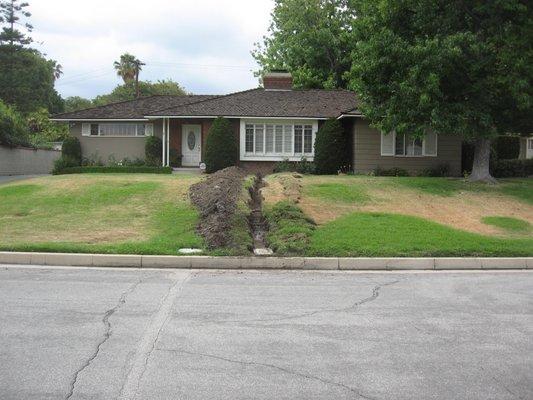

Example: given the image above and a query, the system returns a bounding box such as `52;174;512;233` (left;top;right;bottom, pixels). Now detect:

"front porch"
158;117;214;168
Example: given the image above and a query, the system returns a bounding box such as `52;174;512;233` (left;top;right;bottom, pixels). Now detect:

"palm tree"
113;53;139;83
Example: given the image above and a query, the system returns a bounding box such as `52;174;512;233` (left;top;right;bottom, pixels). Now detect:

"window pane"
406;136;423;156
424;131;437;155
303;125;313;153
137;124;145;136
395;133;405;155
528;139;533;149
245;124;254;152
255;125;264;153
381;132;394;155
294;125;303;153
283;125;292;153
265;125;274;153
90;124;99;136
275;125;283;153
99;123;137;136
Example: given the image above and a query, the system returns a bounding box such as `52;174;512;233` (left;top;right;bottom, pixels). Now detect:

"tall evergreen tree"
0;0;33;47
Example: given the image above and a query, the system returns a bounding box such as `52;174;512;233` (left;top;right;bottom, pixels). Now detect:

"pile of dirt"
189;166;246;248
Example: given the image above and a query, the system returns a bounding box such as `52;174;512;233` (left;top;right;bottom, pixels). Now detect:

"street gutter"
0;252;531;270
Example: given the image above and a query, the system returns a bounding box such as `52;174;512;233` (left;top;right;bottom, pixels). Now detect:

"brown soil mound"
189;166;246;248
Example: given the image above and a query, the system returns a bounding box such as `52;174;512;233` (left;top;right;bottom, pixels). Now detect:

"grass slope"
482;216;531;232
309;212;533;257
0;174;203;254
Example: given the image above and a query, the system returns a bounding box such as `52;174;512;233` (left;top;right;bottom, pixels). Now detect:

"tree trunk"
469;137;496;183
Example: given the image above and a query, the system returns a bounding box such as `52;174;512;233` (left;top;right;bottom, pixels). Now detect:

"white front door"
182;124;201;166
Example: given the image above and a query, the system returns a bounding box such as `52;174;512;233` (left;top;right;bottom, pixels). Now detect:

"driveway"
0;174;48;185
0;266;531;400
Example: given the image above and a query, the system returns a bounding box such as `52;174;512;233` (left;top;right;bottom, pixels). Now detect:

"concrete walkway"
0;174;48;185
0;266;531;399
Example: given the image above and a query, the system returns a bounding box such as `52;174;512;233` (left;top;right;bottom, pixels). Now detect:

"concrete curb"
0;252;531;271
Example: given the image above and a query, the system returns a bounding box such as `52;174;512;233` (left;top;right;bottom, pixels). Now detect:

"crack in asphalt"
224;280;399;324
479;366;524;400
155;347;377;400
117;271;192;400
64;277;142;400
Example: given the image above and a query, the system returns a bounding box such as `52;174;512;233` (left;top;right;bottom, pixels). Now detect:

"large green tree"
348;0;533;182
252;0;355;89
92;79;187;106
0;1;64;114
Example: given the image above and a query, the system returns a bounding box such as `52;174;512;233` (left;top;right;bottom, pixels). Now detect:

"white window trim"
240;119;318;161
81;122;153;138
380;131;438;157
526;138;533;159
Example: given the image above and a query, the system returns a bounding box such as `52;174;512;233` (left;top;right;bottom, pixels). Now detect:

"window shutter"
145;123;154;136
424;131;437;156
81;123;91;136
381;132;394;156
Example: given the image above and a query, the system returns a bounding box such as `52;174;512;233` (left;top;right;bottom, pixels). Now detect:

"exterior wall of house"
70;121;164;163
352;118;463;176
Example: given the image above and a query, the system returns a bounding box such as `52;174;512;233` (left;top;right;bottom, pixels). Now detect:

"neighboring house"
519;136;533;159
52;72;463;175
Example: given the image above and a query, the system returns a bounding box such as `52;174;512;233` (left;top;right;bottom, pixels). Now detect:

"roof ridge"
146;87;262;116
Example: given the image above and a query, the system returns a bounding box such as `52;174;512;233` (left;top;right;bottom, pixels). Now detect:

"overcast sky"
29;0;274;99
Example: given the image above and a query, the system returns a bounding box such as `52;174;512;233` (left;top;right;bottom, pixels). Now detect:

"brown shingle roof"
52;95;217;120
52;89;360;120
147;88;359;119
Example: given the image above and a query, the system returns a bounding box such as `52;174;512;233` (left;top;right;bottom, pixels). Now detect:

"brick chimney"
263;70;293;90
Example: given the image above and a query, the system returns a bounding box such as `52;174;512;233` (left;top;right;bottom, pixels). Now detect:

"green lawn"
482;216;531;233
309;212;533;257
0;174;204;255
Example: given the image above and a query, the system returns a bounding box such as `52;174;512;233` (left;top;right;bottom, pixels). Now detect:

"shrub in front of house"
491;159;533;178
273;157;315;174
374;166;409;177
204;117;238;173
419;164;451;177
61;136;82;165
54;166;172;175
314;118;349;174
52;156;80;174
145;136;163;166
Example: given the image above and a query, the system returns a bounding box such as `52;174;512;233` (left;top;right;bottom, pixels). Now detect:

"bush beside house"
145;136;162;166
204;117;238;173
314;119;349;174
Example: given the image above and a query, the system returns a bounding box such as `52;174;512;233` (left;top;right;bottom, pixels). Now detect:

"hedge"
54;166;173;175
491;158;533;178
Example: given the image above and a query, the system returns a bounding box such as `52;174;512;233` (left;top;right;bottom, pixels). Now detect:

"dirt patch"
262;173;303;205
189;166;246;248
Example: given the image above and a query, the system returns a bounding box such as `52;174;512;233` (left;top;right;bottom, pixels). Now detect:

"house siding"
70;121;164;163
352;118;463;176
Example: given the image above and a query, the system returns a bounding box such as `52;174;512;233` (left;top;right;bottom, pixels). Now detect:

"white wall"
0;146;61;175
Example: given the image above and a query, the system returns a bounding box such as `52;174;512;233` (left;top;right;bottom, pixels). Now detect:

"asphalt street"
0;265;531;400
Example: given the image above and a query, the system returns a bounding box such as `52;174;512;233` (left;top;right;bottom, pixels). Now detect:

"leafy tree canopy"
348;0;532;181
64;96;93;113
0;46;64;114
63;81;188;113
252;0;355;89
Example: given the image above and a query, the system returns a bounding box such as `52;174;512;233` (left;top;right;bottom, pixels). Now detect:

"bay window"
241;120;317;160
381;131;437;157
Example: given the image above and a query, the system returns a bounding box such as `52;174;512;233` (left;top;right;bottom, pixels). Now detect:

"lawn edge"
0;252;531;270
